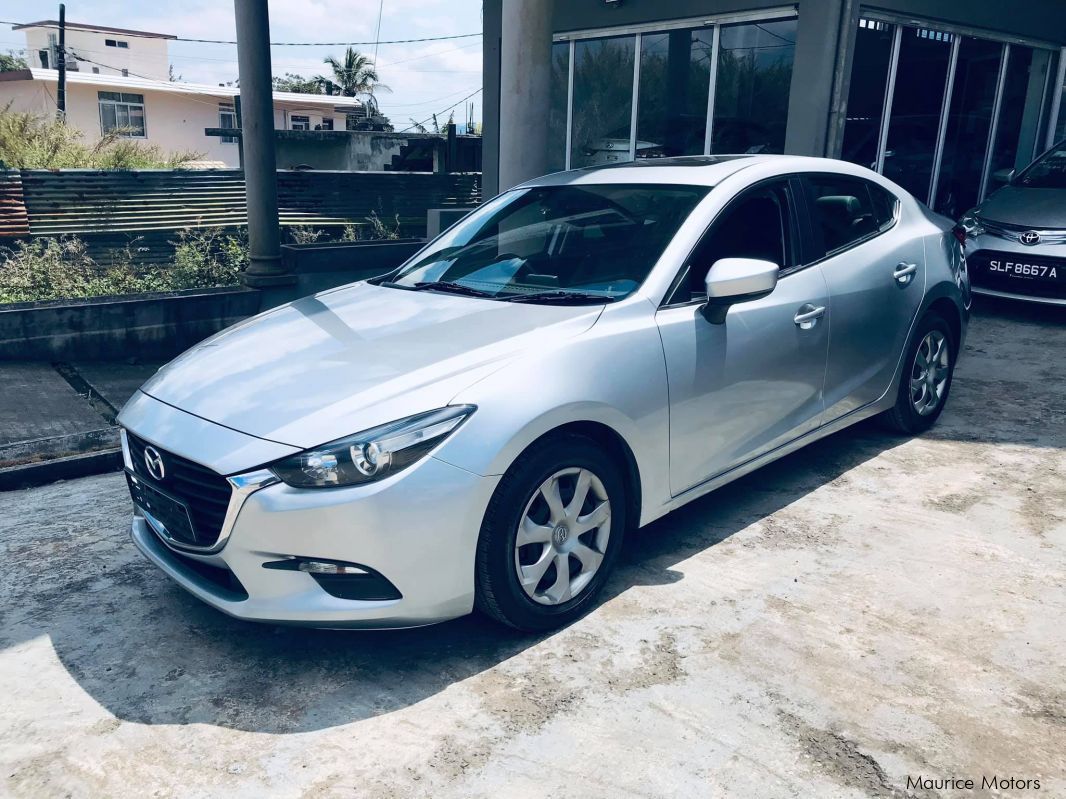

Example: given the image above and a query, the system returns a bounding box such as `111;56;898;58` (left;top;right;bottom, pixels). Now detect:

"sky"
0;0;484;131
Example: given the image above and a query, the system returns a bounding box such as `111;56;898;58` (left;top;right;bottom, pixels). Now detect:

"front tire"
475;434;626;631
881;313;956;434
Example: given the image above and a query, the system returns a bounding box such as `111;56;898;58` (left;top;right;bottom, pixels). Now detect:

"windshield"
384;183;709;301
1016;144;1066;189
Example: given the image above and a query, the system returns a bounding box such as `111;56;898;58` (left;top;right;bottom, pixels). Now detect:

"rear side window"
807;176;894;256
868;183;899;228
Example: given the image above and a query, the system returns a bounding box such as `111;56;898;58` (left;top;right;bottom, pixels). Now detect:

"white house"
0;21;364;168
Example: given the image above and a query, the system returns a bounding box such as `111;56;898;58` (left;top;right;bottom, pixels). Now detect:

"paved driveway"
1;300;1063;798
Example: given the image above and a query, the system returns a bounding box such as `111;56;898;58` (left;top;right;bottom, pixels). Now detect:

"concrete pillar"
785;0;855;157
498;0;553;191
234;0;288;286
482;0;503;196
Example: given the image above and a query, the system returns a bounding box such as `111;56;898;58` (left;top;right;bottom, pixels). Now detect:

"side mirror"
991;167;1015;185
701;258;779;324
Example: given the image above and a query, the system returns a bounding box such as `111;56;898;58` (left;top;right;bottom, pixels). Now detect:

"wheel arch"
503;420;643;534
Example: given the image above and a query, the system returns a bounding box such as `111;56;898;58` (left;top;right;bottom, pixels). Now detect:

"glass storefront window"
988;46;1039;181
934;37;1003;216
547;42;571;173
636;29;714;158
711;19;796;154
570;36;636;169
883;27;954;201
841;20;895;169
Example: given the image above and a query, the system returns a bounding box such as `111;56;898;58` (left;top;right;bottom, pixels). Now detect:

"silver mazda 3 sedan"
119;155;970;631
957;140;1066;305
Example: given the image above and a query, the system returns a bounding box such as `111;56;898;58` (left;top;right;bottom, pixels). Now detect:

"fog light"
297;560;369;576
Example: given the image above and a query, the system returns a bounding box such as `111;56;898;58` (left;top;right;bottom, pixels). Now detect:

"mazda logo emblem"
1020;230;1041;246
143;445;166;481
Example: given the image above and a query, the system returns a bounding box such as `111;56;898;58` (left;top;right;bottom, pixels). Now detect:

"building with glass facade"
483;0;1066;219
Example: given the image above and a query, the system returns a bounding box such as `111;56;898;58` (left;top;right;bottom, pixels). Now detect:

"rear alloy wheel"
881;313;956;434
475;435;625;631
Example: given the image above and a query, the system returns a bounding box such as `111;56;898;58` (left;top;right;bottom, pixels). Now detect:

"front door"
656;179;831;496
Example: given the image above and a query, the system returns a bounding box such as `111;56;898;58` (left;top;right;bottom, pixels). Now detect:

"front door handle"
794;303;825;329
894;262;918;285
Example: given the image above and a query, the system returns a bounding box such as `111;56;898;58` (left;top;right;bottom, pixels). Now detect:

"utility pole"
233;0;289;288
56;3;66;119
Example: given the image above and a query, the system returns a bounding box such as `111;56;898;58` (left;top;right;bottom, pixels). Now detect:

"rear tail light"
952;225;967;245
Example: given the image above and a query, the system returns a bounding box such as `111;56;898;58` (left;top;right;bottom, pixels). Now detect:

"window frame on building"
838;12;1065;212
549;6;800;171
98;91;147;138
218;102;238;144
289;114;310;131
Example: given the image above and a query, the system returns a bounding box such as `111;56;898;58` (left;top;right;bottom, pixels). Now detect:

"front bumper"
965;234;1066;305
121;395;500;629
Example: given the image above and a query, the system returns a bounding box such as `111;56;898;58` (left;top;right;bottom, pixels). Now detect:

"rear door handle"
794;303;825;329
894;262;918;284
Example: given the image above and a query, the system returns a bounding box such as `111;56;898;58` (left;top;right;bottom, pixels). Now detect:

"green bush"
0;108;202;169
0;228;247;304
170;227;248;288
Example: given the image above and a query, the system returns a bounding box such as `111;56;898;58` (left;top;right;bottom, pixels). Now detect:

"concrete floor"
0;300;1063;798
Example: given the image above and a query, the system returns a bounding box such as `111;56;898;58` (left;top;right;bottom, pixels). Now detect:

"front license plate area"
126;470;199;546
982;256;1063;283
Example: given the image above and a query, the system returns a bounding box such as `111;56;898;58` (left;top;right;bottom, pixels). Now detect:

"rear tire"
880;313;956;434
475;434;626;631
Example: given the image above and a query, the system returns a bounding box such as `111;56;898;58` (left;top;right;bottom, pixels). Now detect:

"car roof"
518;154;884;189
519;154;777;188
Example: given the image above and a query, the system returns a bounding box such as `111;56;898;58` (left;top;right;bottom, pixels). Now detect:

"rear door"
656;177;831;495
802;174;925;421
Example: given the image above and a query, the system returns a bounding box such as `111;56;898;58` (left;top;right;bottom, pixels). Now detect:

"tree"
0;51;28;72
272;72;325;94
319;47;389;104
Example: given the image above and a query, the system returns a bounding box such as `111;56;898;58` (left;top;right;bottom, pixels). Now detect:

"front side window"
807;176;892;256
98;91;146;137
386;184;708;301
667;180;795;304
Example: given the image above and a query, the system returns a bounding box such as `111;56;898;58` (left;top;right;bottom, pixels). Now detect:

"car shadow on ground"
11;418;906;734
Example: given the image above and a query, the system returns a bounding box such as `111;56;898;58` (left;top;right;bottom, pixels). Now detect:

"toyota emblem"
1020;230;1041;246
143;445;166;480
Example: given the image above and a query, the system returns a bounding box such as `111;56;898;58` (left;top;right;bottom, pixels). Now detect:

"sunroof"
583;155;757;170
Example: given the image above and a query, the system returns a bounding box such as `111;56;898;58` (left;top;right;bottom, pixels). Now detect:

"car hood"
140;282;603;450
977;185;1066;228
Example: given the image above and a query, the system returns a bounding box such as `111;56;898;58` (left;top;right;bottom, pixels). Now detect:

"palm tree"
319;47;389;108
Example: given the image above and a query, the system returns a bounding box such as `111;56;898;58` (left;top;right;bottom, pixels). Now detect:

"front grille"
978;217;1066;246
126;432;233;548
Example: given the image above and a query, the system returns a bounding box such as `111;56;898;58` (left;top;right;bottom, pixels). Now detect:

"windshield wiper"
409;280;497;298
505;290;616;305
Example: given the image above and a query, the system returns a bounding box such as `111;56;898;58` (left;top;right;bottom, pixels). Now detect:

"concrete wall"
22;26;172;79
57;82;239;165
275;131;409;171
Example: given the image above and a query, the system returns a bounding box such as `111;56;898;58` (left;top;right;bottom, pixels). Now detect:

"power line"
0;20;480;47
399;87;481;133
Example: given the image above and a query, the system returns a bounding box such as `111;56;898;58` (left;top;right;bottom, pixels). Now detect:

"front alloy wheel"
515;468;611;606
475;434;626;631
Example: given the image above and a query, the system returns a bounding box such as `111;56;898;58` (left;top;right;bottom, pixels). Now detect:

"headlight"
953;209;984;244
270;405;475;488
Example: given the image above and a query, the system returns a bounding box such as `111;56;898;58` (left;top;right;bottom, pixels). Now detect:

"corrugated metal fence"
0;169;480;264
0;169;480;236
